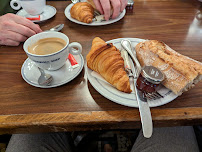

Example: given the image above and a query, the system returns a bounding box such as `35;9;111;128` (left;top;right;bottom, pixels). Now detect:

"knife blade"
121;39;153;138
129;54;153;138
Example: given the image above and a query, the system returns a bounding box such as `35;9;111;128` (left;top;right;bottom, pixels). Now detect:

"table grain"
0;0;201;134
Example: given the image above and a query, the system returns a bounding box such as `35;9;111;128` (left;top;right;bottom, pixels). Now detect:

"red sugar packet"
68;53;79;69
26;15;40;21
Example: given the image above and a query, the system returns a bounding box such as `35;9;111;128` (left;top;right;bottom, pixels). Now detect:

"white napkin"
91;71;111;85
91;71;135;93
91;70;171;96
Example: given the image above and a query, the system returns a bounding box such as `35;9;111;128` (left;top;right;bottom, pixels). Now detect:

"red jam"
136;74;159;93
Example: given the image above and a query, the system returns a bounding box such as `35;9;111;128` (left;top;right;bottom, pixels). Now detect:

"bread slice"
135;40;202;95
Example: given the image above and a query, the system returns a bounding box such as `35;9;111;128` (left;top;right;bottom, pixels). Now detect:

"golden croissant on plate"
86;37;132;93
70;2;94;24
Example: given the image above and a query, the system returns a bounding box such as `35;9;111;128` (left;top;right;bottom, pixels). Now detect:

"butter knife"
130;58;153;138
121;39;153;138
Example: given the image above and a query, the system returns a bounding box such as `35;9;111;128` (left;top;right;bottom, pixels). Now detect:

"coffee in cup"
10;0;46;15
28;38;67;55
23;31;82;71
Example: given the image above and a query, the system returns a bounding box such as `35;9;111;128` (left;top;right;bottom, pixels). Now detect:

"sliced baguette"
135;40;202;95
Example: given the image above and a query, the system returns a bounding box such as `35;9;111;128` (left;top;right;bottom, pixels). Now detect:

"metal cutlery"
145;92;163;100
71;0;80;4
135;65;164;138
49;24;64;32
121;49;133;77
121;39;153;138
38;67;53;86
44;24;64;32
133;83;153;138
37;24;65;86
121;40;163;100
94;10;101;16
121;39;165;138
121;40;141;76
121;48;163;100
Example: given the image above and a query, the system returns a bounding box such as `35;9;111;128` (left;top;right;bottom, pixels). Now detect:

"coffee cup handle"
10;0;21;10
68;42;82;55
196;11;202;20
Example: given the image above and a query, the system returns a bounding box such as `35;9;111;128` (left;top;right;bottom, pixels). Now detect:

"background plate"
17;5;56;23
64;3;126;26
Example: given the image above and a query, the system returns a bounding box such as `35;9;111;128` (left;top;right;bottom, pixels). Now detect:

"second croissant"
70;2;94;24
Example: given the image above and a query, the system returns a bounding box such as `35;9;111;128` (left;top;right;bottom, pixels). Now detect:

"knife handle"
121;49;131;71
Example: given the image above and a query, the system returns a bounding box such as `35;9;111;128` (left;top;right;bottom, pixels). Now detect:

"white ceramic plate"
17;5;56;23
86;38;178;107
64;3;126;26
21;54;84;88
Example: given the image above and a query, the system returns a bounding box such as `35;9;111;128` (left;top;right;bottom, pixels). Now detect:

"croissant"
86;37;132;93
70;2;94;24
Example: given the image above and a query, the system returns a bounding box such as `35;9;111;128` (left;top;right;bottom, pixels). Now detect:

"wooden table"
0;0;202;134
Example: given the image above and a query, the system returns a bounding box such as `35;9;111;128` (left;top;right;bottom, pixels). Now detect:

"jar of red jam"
136;66;164;94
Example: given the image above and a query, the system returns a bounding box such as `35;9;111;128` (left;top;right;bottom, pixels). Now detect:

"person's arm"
93;0;127;20
0;13;42;46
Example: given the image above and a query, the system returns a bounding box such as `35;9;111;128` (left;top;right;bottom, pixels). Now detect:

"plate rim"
16;5;57;23
21;54;84;88
64;3;126;26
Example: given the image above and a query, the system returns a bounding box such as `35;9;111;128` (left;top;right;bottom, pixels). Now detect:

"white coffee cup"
23;32;82;71
10;0;46;15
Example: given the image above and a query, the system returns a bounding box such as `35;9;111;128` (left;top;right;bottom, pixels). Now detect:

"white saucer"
64;3;126;26
21;54;84;88
17;5;56;23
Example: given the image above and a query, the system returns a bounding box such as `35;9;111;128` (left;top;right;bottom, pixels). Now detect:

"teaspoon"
44;24;64;32
38;67;53;86
37;24;64;86
71;0;80;4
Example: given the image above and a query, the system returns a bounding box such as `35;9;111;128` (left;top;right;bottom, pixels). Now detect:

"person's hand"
93;0;127;21
0;13;42;46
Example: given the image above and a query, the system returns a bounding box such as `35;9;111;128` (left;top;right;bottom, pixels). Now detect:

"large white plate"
17;5;56;23
64;3;126;26
86;38;178;107
21;54;84;88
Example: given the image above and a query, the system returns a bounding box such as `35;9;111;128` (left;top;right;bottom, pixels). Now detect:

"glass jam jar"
136;66;164;94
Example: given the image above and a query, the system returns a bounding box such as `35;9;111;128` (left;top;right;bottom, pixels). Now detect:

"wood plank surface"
0;0;201;134
0;107;201;134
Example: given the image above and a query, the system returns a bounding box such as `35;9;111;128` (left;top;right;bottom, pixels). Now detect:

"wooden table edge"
0;107;201;134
